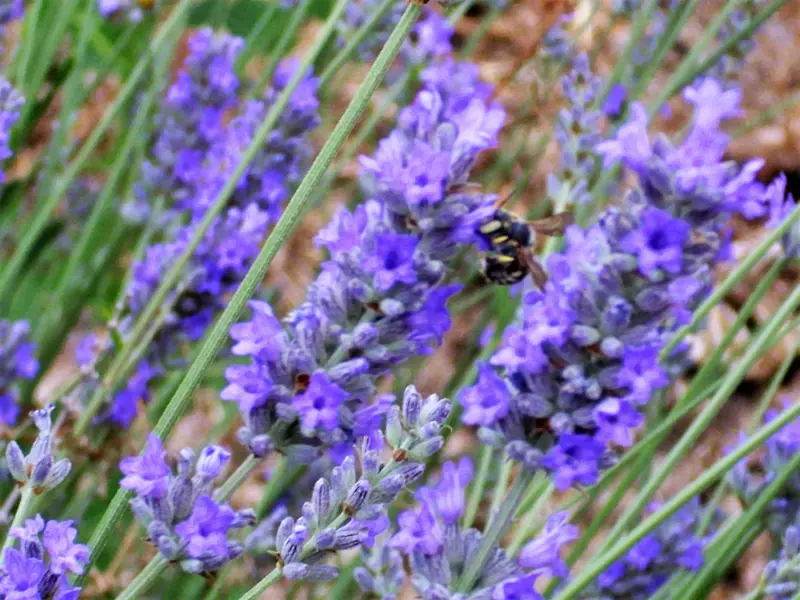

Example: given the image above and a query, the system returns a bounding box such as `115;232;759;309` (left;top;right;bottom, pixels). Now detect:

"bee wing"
519;250;548;289
449;182;483;195
529;212;574;236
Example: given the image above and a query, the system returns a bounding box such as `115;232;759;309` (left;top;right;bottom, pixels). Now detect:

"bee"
137;0;156;8
477;207;573;287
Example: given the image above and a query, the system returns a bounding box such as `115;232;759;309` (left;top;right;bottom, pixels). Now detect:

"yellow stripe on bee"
491;235;510;244
495;255;515;264
479;221;503;234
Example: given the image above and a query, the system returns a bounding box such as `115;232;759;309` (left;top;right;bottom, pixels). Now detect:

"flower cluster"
354;535;406;599
120;434;255;573
0;0;23;24
246;386;449;581
390;456;577;599
398;9;454;70
764;174;800;259
222;51;504;458
6;405;71;494
134;28;243;220
459;78;766;488
549;54;604;207
0;76;23;186
94;33;320;427
0;516;88;600
579;498;715;599
97;0;158;23
0;320;38;425
761;525;800;600
729;404;800;537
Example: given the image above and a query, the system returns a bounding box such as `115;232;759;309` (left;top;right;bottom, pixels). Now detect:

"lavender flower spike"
6;405;70;494
578;499;719;599
0;319;37;425
0;515;89;599
246;385;447;583
461;78;767;488
120;435;253;574
223;47;504;460
0;77;23;186
392;459;577;598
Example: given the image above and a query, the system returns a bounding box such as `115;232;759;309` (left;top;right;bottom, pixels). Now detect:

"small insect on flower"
477;200;572;287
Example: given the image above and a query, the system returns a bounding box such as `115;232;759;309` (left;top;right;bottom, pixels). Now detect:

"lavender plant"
0;0;797;598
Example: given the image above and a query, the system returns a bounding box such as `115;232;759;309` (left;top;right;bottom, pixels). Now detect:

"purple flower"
0;548;44;599
492;574;542;600
293;371;348;434
682;78;742;130
391;504;442;556
174;496;238;560
620;207;689;277
119;433;171;499
593;398;644;447
541;434;606;491
603;84;628;118
518;512;578;577
42;521;89;575
596;103;651;171
458;363;510;426
195;445;231;480
0;320;38;425
417;457;473;525
616;345;669;406
229;300;285;361
364;232;419;291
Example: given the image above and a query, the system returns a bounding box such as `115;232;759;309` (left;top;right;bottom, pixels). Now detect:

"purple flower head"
518;512;578;578
407;283;462;349
174;496;238;560
364;232;419;291
682;78;742;130
417;457;473;525
293;371;349;434
616;345;669;406
541;434;606;490
119;433;171;499
621;207;689;278
492;574;542;600
196;445;231;481
596;103;651;172
42;521;89;576
391;503;442;556
403;9;453;64
0;548;44;599
0;0;23;24
458;363;510;426
603;84;628;118
0;319;38;425
229;300;285;362
593;398;644;447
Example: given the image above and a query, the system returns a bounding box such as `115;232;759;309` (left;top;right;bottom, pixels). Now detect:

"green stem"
507;474;553;555
77;4;422;584
253;0;314;96
489;457;512;517
456;470;533;592
238;567;284;600
214;455;260;502
114;555;169;600
237;1;280;73
318;0;398;89
462;446;493;530
1;488;35;552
